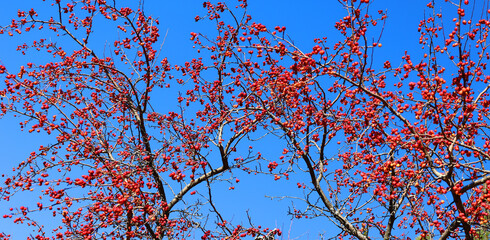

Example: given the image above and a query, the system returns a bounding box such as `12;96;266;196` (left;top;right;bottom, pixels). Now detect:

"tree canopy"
1;0;490;239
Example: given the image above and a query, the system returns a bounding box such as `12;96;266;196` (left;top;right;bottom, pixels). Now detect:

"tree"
0;0;490;239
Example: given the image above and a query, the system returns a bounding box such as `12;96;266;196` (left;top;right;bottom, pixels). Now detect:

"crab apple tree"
1;0;490;239
0;0;267;239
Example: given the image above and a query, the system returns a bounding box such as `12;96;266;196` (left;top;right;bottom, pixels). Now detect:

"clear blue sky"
0;0;439;239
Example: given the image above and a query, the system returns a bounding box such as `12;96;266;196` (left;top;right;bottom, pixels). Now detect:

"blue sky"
0;0;444;239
